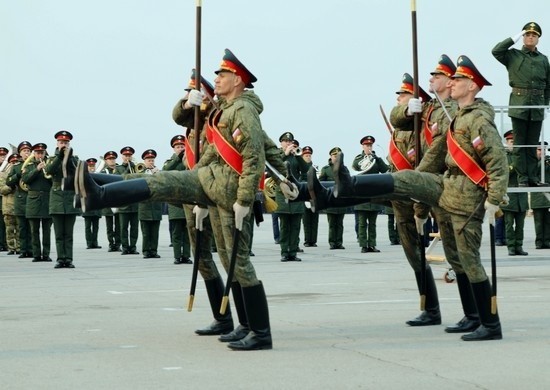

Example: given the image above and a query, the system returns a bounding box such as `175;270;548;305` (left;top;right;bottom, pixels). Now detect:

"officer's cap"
452;55;492;90
18;141;32;152
503;130;514;140
279;132;294;142
302;146;313;155
430;54;456;77
8;153;21;163
55;130;73;141
523;22;542;37
186;69;215;99
120;146;135;156
142;149;157;160
171;134;186;147
396;73;431;102
0;147;8;155
32;143;47;152
215;49;257;88
360;135;375;145
329;147;342;155
86;158;98;166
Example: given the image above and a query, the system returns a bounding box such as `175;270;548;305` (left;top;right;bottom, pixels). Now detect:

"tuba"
357;153;376;174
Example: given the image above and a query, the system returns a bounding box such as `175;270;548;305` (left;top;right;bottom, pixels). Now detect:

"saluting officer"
21;143;53;263
44;130;80;268
163;135;192;265
492;22;550;187
116;146;140;255
6;141;33;258
82;158;103;249
138;149;162;259
101;151;122;252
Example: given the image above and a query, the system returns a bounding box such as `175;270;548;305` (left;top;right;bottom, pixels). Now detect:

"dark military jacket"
439;99;509;218
115;163;138;213
138;199;163;221
492;38;550;121
274;151;308;214
501;151;529;212
319;161;347;214
531;157;550;209
100;165;120;216
44;149;80;215
21;156;52;218
352;151;389;211
163;153;186;220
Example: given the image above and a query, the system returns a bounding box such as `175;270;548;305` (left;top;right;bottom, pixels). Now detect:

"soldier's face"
122;154;133;163
302;153;312;163
105;157;116;167
20;148;31;159
450;77;473;99
523;32;539;49
397;92;412;105
57;140;70;149
144;157;155;168
362;143;373;155
429;74;451;94
214;71;238;97
173;144;184;154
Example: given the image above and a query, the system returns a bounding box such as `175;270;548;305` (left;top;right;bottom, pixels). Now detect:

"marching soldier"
319;147;347;250
116;146;140;255
1;152;21;254
137;149;162;259
292;56;508;341
492;22;550;187
162;135;192;265
21;143;53;263
352;135;389;253
300;146;319;247
100;151;121;252
82;158;103;249
76;49;286;350
6;141;33;258
388;70;445;327
45;131;80;268
500;130;529;256
275;132;308;261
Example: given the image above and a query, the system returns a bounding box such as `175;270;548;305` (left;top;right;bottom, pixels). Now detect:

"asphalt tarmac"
1;214;549;390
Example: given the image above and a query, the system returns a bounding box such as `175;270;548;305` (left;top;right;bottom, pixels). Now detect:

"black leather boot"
306;168;369;212
195;277;234;336
445;272;480;333
461;280;502;341
406;267;442;326
61;147;76;191
219;282;250;342
76;161;151;212
228;282;272;350
332;152;394;198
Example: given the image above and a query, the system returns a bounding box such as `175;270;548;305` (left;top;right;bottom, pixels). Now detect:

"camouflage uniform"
21;155;52;261
45;148;80;267
1;164;18;253
6;159;32;257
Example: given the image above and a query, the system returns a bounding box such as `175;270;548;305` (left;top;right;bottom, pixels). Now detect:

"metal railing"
494;104;550;193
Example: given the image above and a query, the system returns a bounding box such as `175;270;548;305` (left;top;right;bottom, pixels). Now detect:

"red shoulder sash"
446;121;487;187
423;105;434;147
388;138;413;171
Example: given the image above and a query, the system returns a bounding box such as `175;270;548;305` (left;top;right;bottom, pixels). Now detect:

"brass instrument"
41;157;53;179
264;177;277;198
95;157;106;173
293;147;302;156
135;162;146;173
19;153;35;192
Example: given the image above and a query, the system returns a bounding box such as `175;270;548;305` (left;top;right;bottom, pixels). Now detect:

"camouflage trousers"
3;214;19;252
145;170;259;287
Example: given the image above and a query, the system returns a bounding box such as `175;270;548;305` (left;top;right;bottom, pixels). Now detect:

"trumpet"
293;147;302;156
135;162;146;173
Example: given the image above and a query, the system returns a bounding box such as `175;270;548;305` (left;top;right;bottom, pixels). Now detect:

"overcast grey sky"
2;0;549;165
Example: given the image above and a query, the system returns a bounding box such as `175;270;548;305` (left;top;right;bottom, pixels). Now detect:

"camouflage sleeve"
416;131;447;174
263;131;287;177
232;102;265;207
491;37;514;66
471;113;509;205
390;104;413;129
172;99;194;128
413;202;431;219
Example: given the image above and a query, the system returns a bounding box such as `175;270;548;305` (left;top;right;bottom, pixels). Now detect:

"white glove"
304;201;311;209
414;215;428;235
407;98;422;116
280;181;299;200
512;30;526;43
233;202;250;231
484;200;500;226
187;89;204;107
192;205;209;231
